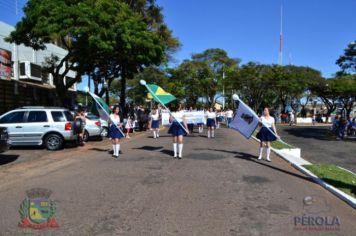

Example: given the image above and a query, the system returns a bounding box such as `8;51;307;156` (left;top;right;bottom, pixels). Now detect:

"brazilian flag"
146;84;176;105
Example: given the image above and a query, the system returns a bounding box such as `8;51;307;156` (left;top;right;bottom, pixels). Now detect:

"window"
64;111;74;121
51;111;66;122
27;111;48;122
0;111;25;123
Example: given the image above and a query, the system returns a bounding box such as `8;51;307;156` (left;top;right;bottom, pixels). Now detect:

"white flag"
230;100;260;139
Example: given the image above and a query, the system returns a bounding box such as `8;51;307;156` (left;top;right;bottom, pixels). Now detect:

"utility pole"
278;5;283;65
222;71;225;110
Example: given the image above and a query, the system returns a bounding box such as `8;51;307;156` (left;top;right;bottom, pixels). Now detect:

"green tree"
169;60;214;106
233;63;274;112
6;0;179;110
336;41;356;75
191;48;239;106
310;78;339;122
333;75;356;119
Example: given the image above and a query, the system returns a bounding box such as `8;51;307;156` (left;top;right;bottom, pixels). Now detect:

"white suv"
0;107;77;150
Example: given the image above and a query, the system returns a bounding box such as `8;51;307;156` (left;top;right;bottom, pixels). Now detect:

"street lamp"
84;86;89;106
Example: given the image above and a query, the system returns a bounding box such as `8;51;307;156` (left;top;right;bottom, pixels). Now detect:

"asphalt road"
0;128;355;235
277;125;356;173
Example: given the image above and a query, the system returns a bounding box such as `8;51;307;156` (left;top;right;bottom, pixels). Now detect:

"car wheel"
101;127;108;137
45;134;63;151
83;130;89;142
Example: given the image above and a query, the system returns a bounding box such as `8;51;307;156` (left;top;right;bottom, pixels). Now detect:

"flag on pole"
89;92;111;121
229;100;260;139
146;84;176;105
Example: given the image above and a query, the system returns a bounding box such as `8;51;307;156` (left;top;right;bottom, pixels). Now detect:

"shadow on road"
160;149;174;156
205;148;314;184
0;154;19;165
133;146;164;151
282;127;334;141
89;147;110;152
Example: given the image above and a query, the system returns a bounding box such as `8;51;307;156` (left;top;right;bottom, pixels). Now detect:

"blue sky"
1;0;355;90
157;0;355;78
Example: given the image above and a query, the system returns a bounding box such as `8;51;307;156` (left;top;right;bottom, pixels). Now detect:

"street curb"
250;136;356;209
292;163;356;210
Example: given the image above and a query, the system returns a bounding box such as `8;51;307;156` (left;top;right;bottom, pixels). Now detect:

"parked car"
99;118;109;137
83;113;102;142
0;107;77;150
0;127;10;153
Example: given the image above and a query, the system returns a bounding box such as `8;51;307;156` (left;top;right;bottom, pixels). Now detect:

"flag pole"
140;80;190;134
89;92;125;137
232;94;291;146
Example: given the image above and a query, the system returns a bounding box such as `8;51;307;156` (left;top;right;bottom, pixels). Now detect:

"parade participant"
197;107;205;133
168;105;189;159
150;108;160;138
187;106;194;133
256;107;280;162
74;106;86;146
216;109;223;129
109;106;124;158
206;107;217;138
226;108;234;127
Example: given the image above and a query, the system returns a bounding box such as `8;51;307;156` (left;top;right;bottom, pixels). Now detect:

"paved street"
0;127;355;235
277;125;356;173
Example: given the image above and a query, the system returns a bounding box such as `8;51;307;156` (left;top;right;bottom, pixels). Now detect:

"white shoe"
258;156;262;160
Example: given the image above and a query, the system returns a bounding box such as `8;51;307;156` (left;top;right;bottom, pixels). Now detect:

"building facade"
0;21;77;114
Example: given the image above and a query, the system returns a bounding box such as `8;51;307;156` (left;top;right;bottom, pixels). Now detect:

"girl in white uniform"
256;107;280;162
206;108;217;138
168;106;189;159
109;106;124;158
150;109;160;138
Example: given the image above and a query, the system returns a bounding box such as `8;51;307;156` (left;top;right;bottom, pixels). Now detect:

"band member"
206;107;217;138
74;107;86;146
187;106;194;133
168;105;189;159
256;107;280;162
225;108;234;128
216;109;223;129
198;107;205;133
109;106;124;158
150;108;160;138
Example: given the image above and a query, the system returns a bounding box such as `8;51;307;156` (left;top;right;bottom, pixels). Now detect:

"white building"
0;21;78;113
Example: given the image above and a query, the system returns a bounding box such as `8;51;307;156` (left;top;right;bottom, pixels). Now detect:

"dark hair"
113;105;120;113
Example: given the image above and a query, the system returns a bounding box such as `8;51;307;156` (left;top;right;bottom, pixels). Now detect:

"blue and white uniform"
256;116;276;142
206;111;216;127
109;114;124;139
151;113;160;129
168;111;187;136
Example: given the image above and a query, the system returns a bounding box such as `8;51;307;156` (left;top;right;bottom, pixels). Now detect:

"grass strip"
303;164;356;198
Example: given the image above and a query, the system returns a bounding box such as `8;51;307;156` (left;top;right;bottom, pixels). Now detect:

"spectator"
332;114;340;134
337;116;348;140
288;111;295;126
124;115;134;139
348;118;356;136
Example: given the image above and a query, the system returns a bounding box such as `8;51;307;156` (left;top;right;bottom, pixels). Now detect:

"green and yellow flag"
146;84;176;105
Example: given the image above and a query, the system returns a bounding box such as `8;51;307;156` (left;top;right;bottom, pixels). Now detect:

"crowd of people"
332;112;356;140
